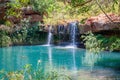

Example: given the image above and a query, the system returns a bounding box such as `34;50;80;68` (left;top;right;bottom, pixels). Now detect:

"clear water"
0;45;120;78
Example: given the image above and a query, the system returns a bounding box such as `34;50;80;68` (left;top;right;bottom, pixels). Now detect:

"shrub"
0;29;11;47
0;35;11;47
32;0;55;15
82;32;104;53
82;32;120;53
0;63;72;80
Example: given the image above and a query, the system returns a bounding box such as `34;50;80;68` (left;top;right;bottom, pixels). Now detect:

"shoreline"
1;43;120;52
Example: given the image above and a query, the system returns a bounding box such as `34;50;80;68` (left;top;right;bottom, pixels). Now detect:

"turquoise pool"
0;45;120;78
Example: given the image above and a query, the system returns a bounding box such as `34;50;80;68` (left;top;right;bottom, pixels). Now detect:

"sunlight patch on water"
65;45;77;49
41;44;53;47
54;45;77;50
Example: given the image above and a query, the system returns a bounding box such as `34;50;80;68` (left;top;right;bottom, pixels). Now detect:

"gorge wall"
0;0;120;34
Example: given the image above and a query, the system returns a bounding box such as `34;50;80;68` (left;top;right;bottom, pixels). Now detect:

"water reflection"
48;46;52;66
72;48;77;71
0;45;120;75
82;51;101;71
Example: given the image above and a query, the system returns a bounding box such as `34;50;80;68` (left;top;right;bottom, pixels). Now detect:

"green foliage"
26;23;41;44
5;20;13;27
10;18;46;45
96;35;120;51
44;1;78;25
11;18;30;43
37;0;120;25
0;35;11;47
82;32;120;53
5;0;30;24
0;63;71;80
19;0;30;6
6;0;22;18
82;32;104;53
108;36;120;51
0;18;46;47
0;29;11;47
69;0;120;18
70;0;85;6
32;0;55;14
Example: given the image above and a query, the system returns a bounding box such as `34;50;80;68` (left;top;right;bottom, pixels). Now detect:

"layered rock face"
44;14;120;34
79;14;120;33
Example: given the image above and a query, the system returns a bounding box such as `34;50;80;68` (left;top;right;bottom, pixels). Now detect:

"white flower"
38;60;41;63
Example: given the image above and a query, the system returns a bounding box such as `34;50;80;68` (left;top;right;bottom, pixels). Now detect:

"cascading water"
71;23;76;47
66;22;78;48
47;26;52;46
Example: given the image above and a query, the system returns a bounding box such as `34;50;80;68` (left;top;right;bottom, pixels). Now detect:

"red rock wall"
0;0;43;24
79;14;120;33
0;0;9;21
21;6;43;23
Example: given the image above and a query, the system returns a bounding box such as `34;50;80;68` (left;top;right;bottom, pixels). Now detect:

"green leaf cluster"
0;18;47;47
32;0;55;14
82;32;104;54
0;29;11;47
0;64;71;80
82;32;120;53
6;0;30;19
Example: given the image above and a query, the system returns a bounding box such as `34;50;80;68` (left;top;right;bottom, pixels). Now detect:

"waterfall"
47;26;52;46
67;22;78;48
57;25;66;42
71;23;76;46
